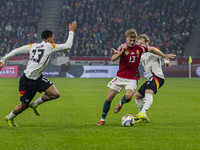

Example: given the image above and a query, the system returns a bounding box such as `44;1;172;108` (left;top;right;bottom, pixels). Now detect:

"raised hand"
110;48;117;54
69;21;77;32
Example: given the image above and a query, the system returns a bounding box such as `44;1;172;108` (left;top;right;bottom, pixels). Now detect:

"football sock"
135;98;144;111
101;100;111;120
7;111;17;120
121;95;130;104
33;97;44;107
141;94;153;114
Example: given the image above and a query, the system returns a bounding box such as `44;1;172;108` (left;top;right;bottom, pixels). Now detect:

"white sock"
33;97;44;107
135;98;144;111
7;111;17;120
140;94;153;114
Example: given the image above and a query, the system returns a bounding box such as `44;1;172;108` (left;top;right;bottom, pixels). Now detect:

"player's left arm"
53;31;74;52
0;45;30;70
53;21;76;52
148;47;176;61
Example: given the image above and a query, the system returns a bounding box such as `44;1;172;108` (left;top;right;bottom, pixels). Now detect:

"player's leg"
134;82;146;112
140;89;154;114
97;77;122;125
30;76;59;115
140;75;164;115
114;79;137;113
5;74;37;127
134;91;144;111
5;102;29;127
97;88;118;125
134;89;153;123
134;76;164;123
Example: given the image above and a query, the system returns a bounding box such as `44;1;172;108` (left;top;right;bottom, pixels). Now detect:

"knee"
22;103;29;110
134;92;143;100
106;96;113;102
49;91;60;99
134;93;139;100
53;92;60;99
125;95;132;101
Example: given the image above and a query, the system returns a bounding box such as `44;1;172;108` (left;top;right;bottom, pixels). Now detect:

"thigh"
45;84;59;96
146;76;164;94
125;79;137;93
19;75;37;103
107;77;124;93
37;76;53;93
106;88;118;101
137;82;147;97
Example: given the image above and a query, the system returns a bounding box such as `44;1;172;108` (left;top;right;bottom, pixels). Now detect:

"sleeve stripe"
29;43;33;48
50;43;57;49
154;47;160;51
139;46;145;53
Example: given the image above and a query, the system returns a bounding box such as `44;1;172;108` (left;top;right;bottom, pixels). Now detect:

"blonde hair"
137;34;150;43
125;29;138;38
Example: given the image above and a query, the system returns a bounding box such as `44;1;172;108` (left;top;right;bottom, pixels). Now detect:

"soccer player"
134;34;171;123
0;21;77;127
96;29;176;125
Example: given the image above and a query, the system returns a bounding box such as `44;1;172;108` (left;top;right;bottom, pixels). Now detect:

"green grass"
0;77;200;150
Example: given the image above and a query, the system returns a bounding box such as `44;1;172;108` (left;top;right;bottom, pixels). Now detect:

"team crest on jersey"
125;50;129;55
136;50;140;58
109;82;112;86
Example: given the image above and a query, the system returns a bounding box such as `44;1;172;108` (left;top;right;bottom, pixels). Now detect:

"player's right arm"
110;44;127;62
0;45;30;70
53;21;77;52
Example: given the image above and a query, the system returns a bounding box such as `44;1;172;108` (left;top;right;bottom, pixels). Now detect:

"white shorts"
107;76;138;93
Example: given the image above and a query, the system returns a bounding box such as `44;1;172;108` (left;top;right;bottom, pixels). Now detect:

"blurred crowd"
0;0;199;58
57;0;199;57
0;0;43;57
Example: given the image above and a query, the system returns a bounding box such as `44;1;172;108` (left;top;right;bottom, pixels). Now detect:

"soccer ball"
121;114;134;127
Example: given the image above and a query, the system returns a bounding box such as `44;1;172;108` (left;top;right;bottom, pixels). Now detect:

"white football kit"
0;31;74;80
141;46;169;80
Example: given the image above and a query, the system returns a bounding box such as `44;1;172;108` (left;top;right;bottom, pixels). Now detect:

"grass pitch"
0;77;200;150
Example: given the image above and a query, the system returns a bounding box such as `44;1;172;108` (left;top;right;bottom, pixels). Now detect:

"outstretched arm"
148;47;176;60
0;45;29;70
54;21;77;52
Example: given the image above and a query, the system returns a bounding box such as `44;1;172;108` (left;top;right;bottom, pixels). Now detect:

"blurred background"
0;0;200;78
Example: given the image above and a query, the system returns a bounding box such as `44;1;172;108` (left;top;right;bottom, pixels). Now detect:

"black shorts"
19;74;53;103
138;75;164;96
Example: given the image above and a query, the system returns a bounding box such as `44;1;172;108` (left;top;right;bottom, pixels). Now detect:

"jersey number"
129;56;135;63
31;49;44;63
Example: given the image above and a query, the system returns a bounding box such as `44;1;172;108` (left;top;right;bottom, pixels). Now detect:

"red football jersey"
115;43;148;80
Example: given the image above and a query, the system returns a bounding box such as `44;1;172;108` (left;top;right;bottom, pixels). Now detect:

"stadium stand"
0;0;43;56
57;0;199;57
0;0;199;58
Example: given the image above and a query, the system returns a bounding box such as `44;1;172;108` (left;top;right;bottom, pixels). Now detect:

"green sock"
102;100;111;120
121;95;130;104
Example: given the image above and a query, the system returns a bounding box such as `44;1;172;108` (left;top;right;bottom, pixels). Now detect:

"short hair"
137;34;150;43
41;30;53;40
125;29;138;38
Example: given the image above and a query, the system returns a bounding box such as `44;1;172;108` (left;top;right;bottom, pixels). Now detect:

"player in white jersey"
0;21;77;127
133;34;171;123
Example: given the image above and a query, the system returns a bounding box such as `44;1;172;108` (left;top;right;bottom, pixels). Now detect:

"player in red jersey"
96;29;175;125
